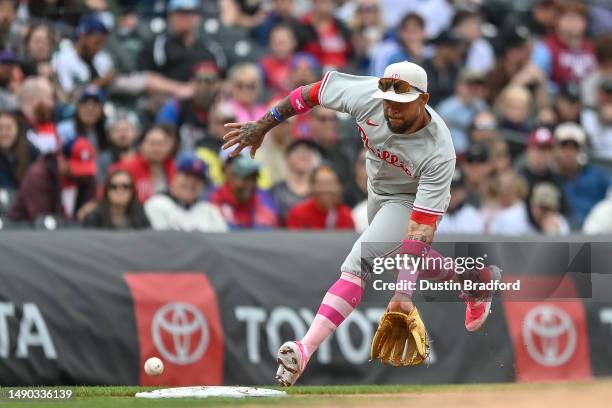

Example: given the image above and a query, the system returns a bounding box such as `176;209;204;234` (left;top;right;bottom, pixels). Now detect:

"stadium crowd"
0;0;611;234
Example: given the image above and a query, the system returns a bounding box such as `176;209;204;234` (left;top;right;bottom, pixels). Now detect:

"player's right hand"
222;121;267;159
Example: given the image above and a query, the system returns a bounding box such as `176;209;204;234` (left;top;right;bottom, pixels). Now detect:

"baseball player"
223;61;502;386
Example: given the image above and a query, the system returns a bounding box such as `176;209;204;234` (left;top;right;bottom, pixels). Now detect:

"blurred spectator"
52;15;115;100
98;112;140;182
0;0;23;53
378;0;453;39
307;107;352;182
345;0;386;73
17;76;58;150
495;85;532;159
301;0;352;70
210;155;279;229
139;0;226;82
0;50;18;111
254;0;307;47
259;23;297;95
487;26;548;109
517;128;565;205
105;3;152;74
552;122;610;227
526;0;559;38
255;115;293;186
9;136;97;222
21;23;55;79
145;153;227;232
461;143;492;207
437;167;484;234
540;1;596;87
27;0;82;27
57;86;108;151
385;13;428;68
436;69;488;154
581;34;612;109
82;168;150;229
344;148;367;207
451;9;495;73
157;62;221;152
421;31;465;107
271;139;322;222
286;52;321;138
226;62;267;122
287;164;354;230
468;110;498;146
581;78;612;161
554;82;581;123
489;139;513;176
0;111;37;194
527;181;569;235
195;102;235;186
488;172;531;235
116;124;177;203
582;189;612;235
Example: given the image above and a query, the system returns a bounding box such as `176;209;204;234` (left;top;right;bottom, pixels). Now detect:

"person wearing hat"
51;15;115;99
421;30;465;106
157;61;221;152
581;77;612;161
144;153;227;232
139;0;226;82
517;127;565;204
527;181;569;235
461;142;492;207
209;155;279;230
57;85;107;155
0;50;18;111
223;59;501;385
436;69;488;154
437;167;484;234
8;135;97;223
552;122;610;227
554;82;582;123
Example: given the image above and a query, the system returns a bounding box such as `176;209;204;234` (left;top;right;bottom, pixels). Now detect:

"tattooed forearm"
405;220;435;245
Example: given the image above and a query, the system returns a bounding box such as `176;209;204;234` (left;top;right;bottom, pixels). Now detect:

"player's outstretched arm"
222;82;321;158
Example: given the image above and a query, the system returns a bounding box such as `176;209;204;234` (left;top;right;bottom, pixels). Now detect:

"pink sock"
300;272;364;360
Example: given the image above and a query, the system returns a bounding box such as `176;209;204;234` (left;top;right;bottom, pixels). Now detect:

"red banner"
503;276;592;382
124;273;224;386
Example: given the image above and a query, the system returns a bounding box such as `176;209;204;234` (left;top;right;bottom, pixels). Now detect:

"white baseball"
144;357;164;376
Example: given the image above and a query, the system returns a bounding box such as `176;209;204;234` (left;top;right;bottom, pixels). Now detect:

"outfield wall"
0;231;610;386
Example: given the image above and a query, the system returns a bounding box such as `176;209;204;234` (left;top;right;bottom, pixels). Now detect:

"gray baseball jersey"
319;71;456;217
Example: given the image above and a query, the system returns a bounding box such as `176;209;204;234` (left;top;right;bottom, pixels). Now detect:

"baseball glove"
370;308;429;366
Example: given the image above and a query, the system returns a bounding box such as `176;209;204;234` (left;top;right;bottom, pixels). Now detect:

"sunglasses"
109;183;132;191
235;82;257;90
378;78;425;95
559;140;580;149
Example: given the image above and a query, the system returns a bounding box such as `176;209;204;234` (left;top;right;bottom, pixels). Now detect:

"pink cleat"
461;265;502;332
275;341;308;387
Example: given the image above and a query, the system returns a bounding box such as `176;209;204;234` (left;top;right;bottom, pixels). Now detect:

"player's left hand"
370;308;429;366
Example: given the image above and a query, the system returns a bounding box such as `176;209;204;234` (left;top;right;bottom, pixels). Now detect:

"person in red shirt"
210;155;279;230
543;1;597;87
301;0;352;70
259;23;297;95
287;164;354;230
113;124;177;203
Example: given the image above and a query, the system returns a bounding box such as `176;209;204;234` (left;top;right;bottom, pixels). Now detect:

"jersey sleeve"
413;158;455;217
318;71;379;120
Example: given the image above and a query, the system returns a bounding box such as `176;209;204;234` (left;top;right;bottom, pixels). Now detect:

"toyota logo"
151;302;209;365
522;305;576;367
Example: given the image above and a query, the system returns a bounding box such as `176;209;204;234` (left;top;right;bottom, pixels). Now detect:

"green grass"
0;382;602;408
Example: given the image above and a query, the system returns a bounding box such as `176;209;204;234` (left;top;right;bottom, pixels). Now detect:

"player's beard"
385;117;411;134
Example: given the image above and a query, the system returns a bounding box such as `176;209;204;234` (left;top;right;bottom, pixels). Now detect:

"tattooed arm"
222;83;320;158
405;220;437;245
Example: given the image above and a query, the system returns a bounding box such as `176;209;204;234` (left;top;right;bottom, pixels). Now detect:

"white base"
135;386;287;399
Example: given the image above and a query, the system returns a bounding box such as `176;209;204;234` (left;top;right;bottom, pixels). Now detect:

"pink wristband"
289;86;310;114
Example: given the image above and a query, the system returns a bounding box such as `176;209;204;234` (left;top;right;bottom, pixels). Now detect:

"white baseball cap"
554;122;586;146
372;61;428;103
